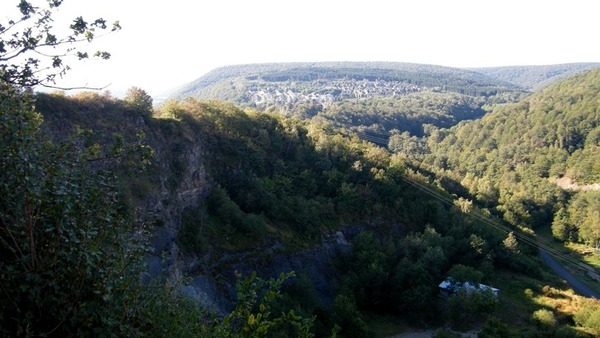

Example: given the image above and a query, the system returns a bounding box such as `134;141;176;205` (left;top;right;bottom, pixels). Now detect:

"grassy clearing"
565;241;600;269
490;263;596;336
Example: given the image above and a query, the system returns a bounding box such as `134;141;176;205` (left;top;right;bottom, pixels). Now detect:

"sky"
2;0;599;98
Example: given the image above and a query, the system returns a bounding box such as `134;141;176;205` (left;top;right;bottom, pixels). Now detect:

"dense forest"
415;69;600;245
4;2;600;337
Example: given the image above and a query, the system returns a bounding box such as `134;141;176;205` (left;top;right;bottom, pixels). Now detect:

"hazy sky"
2;0;598;98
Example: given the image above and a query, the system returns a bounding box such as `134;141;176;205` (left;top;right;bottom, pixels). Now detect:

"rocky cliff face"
179;230;353;314
34;95;339;313
36;94;402;314
36;94;212;292
176;221;403;314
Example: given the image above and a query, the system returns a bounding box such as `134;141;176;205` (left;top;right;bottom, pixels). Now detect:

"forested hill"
170;62;527;141
417;68;600;242
469;62;600;91
169;62;600;145
172;61;522;103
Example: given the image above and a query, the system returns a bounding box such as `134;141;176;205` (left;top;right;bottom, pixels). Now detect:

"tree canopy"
413;69;600;240
0;0;120;87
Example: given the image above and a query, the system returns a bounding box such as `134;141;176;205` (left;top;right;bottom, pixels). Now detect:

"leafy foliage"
552;191;600;247
532;308;557;329
23;64;600;337
478;316;512;338
124;86;154;116
447;264;484;285
336;221;505;322
154;99;414;251
212;271;320;338
0;82;150;336
0;3;324;335
573;298;600;336
447;287;498;329
0;0;121;87
330;293;368;338
318;92;488;138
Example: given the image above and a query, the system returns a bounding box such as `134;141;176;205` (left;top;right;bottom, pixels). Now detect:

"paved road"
540;250;600;299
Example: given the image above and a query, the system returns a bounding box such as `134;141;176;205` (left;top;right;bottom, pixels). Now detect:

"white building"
438;277;500;299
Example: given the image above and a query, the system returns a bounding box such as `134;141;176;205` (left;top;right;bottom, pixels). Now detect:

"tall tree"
125;86;153;115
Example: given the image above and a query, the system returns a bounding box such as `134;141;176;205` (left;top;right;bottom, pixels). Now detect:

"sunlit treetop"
0;0;120;88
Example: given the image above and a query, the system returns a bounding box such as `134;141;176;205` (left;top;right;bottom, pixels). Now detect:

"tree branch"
39;82;112;91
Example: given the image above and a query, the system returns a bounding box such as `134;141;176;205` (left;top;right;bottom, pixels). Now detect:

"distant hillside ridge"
469;62;600;91
424;68;600;185
414;68;600;235
171;61;522;103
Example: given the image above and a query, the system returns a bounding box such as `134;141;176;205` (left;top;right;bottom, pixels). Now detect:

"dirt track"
540;250;600;299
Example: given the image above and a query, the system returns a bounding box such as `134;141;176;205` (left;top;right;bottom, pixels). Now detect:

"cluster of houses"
250;89;334;107
247;79;422;107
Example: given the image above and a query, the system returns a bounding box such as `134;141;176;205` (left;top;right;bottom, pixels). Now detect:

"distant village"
247;79;423;107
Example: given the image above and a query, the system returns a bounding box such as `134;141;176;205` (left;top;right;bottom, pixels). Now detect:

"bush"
531;308;557;329
212;271;318;338
331;293;368;338
0;84;150;336
478;316;511;338
447;287;498;329
207;185;267;240
573;298;600;336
